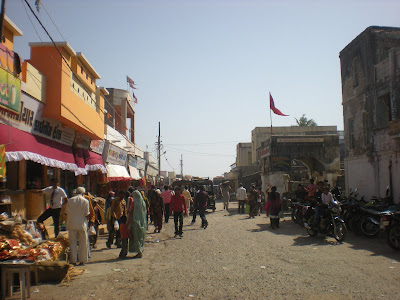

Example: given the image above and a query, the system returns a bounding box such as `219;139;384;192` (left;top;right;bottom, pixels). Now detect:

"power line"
22;0;149;143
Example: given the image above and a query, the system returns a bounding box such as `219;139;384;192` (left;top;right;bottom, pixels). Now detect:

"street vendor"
37;177;68;238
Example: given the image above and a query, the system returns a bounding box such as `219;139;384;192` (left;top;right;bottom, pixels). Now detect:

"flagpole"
270;106;273;136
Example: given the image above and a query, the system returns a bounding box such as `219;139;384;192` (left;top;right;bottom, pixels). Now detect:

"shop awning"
106;164;131;181
83;149;106;173
128;165;141;180
1;124;78;172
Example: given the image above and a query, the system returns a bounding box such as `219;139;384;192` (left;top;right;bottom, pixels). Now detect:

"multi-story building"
340;26;400;203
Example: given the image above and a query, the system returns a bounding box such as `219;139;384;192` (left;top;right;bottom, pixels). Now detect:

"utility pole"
157;122;161;178
180;154;183;180
0;0;6;43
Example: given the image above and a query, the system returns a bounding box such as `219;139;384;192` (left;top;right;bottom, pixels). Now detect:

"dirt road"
30;201;400;300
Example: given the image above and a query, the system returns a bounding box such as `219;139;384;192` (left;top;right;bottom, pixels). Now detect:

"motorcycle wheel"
387;225;400;250
291;208;296;222
359;216;380;238
306;217;317;236
333;221;346;242
349;215;362;235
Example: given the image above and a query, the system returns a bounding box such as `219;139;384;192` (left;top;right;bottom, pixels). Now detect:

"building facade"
340;26;400;203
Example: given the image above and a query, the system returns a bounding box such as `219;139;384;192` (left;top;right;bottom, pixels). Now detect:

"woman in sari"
265;186;282;229
127;190;147;258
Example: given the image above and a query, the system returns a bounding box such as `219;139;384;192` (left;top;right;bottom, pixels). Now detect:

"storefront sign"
74;132;91;149
90;140;105;155
106;143;127;166
136;157;146;170
0;67;21;114
277;138;324;143
127;155;137;168
0;93;75;146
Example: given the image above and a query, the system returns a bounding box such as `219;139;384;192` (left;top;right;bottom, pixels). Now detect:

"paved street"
32;201;400;300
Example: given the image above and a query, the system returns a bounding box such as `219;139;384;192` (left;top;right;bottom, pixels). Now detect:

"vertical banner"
0;68;21;114
0;145;6;179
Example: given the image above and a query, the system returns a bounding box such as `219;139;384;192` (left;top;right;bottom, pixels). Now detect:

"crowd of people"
34;177;337;265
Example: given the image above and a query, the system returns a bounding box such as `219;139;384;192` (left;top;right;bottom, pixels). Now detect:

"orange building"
27;42;105;140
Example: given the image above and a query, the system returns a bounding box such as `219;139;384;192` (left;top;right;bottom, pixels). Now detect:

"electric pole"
180;154;183;180
157;122;161;178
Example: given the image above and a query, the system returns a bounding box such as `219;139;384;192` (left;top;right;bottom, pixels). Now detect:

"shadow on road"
248;217;400;260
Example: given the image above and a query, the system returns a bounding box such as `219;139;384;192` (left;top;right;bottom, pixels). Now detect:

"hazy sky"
8;0;400;178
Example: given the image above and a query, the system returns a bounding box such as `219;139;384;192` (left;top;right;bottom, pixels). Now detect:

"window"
376;94;392;127
349;119;355;149
81;65;83;74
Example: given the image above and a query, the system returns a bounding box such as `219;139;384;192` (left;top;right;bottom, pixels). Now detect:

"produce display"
0;214;65;262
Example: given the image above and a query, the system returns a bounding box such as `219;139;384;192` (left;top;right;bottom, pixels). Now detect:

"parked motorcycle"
304;201;347;242
291;201;310;227
380;209;400;250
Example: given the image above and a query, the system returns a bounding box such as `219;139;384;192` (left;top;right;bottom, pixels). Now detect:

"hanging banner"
0;145;5;179
74;132;91;149
0;93;75;146
90;140;105;155
0;67;21;114
105;143;127;166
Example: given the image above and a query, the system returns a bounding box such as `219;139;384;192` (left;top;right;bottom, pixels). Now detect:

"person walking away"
182;186;192;215
220;182;231;211
37;178;68;238
128;190;147;258
161;185;173;223
65;187;90;265
150;189;164;233
89;198;102;248
265;186;282;229
170;187;188;237
193;186;209;229
247;186;258;218
236;183;247;214
118;215;130;259
107;190;126;249
256;188;262;216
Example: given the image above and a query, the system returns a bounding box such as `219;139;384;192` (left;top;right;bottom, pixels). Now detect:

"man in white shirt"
182;186;192;215
37;178;68;237
236;183;247;214
65;186;90;265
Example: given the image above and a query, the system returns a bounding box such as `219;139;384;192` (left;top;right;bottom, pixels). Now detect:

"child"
118;215;130;259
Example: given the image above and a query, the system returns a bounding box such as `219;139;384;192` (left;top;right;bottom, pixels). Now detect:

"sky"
7;0;400;178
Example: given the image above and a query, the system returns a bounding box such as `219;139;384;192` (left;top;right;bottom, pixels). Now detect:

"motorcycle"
380;209;400;250
304;201;347;242
291;201;310;227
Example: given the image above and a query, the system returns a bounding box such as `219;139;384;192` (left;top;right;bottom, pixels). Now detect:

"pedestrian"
37;177;68;238
170;186;188;237
128;190;147;258
192;185;209;229
295;184;308;203
118;214;130;259
89;198;102;248
65;186;90;265
305;178;317;202
247;185;258;218
161;185;173;223
182;186;192;215
106;190;126;249
220;182;231;211
265;186;282;229
236;183;247;214
150;189;164;233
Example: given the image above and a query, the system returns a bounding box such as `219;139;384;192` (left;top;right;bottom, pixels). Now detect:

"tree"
295;114;317;126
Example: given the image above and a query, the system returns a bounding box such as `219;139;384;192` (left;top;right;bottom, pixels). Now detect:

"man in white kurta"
65;187;90;265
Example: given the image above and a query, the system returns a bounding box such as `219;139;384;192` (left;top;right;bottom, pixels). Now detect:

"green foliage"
295;114;317;126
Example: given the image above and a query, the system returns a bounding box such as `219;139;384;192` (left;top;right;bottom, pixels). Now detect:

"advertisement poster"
0;67;21;114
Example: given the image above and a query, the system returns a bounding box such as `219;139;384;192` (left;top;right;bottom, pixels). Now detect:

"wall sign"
0;93;75;146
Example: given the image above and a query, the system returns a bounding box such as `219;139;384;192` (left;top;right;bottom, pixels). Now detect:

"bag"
114;220;119;231
88;225;96;236
245;204;250;214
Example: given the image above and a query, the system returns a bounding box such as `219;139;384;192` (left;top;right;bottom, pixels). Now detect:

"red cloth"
264;201;271;216
0;124;75;164
119;223;131;239
170;194;187;214
270;93;288;116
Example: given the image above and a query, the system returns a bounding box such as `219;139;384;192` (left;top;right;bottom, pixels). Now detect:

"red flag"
270;93;288;116
126;76;136;89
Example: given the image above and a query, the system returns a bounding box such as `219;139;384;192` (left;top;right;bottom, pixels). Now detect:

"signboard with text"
90;140;105;155
0;67;21;114
105;143;128;166
0;93;75;146
270;155;291;172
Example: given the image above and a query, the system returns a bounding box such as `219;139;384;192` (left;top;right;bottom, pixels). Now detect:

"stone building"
340;26;400;203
